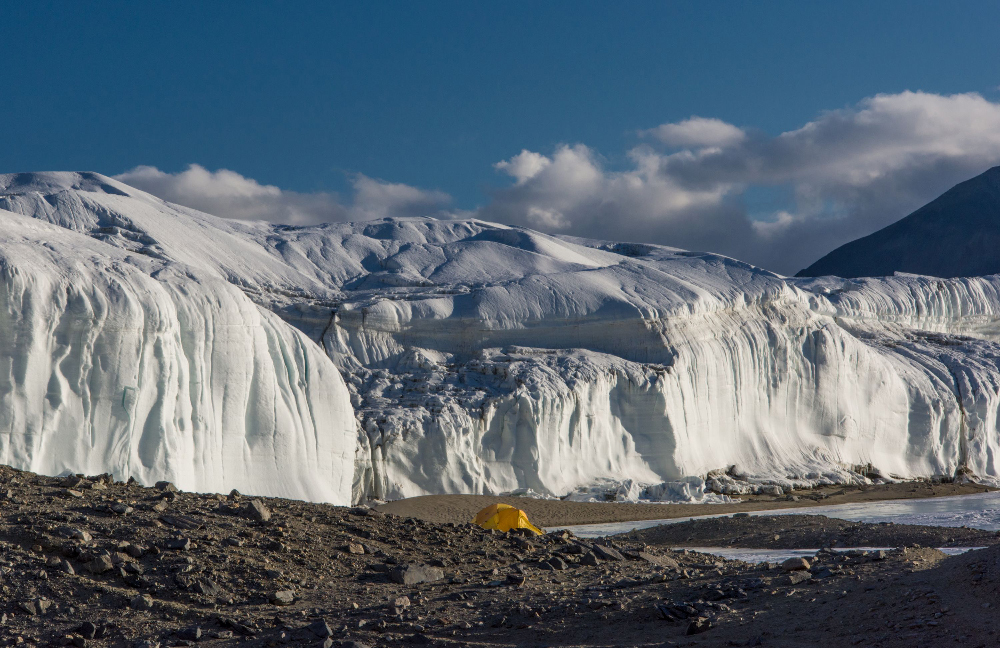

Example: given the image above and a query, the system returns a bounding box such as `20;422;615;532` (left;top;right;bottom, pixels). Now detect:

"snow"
7;171;1000;504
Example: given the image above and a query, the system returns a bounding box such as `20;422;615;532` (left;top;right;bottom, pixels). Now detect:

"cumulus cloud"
493;150;552;184
116;91;1000;274
115;164;450;226
349;175;451;221
641;116;746;149
483;91;1000;273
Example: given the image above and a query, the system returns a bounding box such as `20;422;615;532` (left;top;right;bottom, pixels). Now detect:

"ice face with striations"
0;173;355;504
4;171;1000;504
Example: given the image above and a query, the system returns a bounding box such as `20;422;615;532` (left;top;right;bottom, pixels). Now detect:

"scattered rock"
390;564;445;585
781;557;811;572
54;526;92;542
109;502;133;515
243;499;272;523
154;481;177;492
269;590;295;606
18;598;50;615
507;573;526;586
89;554;114;574
593;545;625;561
306;620;333;638
687;616;713;635
177;627;201;641
131;594;154;610
637;551;680;570
782;571;812;586
191;578;222;597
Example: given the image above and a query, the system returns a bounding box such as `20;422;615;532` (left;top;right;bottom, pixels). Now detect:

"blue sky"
5;1;1000;273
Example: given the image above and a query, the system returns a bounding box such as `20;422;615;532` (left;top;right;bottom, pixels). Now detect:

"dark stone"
89;554;114;574
306;620;333;638
160;514;203;530
506;573;526;586
581;551;600;567
782;571;811;586
154;481;177;492
17;598;50;615
686;616;713;635
164;537;191;551
592;545;625;561
79;622;98;639
177;627;201;641
243;499;272;523
131;594;154;610
191;578;222;597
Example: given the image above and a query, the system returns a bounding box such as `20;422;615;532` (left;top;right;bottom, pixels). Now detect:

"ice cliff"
0;173;355;504
5;171;1000;504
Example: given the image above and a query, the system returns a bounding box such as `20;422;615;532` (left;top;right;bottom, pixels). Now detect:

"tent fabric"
472;503;543;535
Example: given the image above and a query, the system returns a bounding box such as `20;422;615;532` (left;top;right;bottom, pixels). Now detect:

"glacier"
4;171;1000;505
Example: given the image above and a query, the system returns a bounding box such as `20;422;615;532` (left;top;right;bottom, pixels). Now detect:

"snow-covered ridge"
4;171;1000;503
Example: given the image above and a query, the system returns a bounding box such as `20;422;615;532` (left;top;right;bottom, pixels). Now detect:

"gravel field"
1;466;999;647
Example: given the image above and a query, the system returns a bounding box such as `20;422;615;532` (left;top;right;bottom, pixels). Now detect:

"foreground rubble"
1;465;1000;647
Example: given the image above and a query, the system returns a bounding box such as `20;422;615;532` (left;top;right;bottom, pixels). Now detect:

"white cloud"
116;91;1000;275
494;149;552;184
348;175;451;221
483;91;1000;274
115;164;346;225
642;116;746;149
115;164;450;226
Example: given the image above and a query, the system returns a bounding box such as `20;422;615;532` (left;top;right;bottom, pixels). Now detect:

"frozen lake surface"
553;491;1000;539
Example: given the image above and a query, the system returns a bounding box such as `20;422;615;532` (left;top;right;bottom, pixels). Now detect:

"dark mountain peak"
797;165;1000;278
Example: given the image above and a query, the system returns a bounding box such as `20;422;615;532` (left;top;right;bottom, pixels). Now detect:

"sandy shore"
375;481;994;527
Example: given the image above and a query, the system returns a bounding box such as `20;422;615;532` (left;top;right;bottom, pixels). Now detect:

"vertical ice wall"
0;210;356;504
334;281;1000;501
7;172;1000;504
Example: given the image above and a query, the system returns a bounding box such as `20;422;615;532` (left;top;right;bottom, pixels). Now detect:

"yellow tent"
473;503;543;535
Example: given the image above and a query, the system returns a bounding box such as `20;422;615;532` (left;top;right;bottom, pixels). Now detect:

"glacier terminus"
1;171;1000;506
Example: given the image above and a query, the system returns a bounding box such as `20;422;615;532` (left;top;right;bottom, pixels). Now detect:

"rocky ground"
1;465;1000;647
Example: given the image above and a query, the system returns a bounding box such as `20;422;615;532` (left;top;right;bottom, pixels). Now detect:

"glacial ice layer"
0;174;355;504
4;172;1000;504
